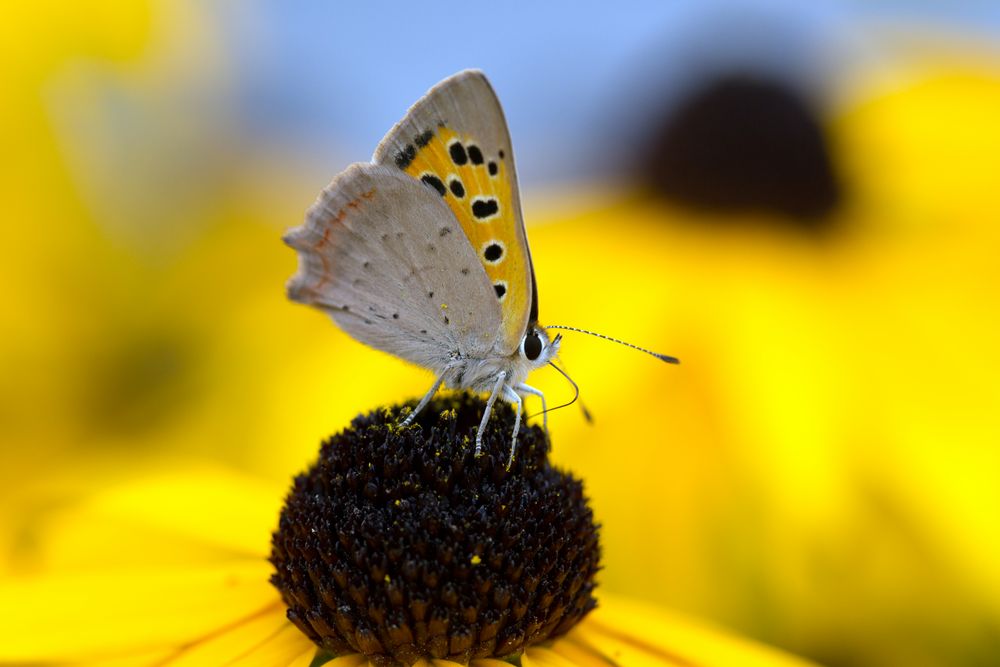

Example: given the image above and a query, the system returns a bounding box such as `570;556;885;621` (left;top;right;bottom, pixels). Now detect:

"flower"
0;396;816;667
7;5;1000;665
272;394;600;664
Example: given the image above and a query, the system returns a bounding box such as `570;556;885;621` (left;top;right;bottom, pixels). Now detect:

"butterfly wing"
284;163;502;369
372;69;534;356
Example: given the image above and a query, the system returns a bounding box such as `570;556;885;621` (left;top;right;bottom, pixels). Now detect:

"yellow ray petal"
562;631;691;667
324;656;369;667
581;593;817;667
550;637;619;667
69;648;179;667
158;600;313;666
0;561;279;662
523;645;582;667
31;466;284;572
286;647;324;667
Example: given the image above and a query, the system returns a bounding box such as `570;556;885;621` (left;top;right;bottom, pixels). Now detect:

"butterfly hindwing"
284;163;502;367
373;70;533;355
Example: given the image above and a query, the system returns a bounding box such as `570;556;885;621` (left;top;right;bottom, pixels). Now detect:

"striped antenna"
545;326;680;364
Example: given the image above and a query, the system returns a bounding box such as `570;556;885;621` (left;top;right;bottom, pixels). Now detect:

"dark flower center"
640;73;842;227
270;393;601;666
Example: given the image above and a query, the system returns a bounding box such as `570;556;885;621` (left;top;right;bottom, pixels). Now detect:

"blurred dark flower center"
270;393;601;666
641;73;842;225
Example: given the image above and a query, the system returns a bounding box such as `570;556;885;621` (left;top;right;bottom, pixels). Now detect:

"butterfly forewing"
284;164;502;367
373;70;532;355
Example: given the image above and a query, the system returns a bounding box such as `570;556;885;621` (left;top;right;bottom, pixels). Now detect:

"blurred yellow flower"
527;51;1000;665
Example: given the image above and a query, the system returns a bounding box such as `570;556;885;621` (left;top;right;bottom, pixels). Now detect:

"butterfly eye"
521;330;544;361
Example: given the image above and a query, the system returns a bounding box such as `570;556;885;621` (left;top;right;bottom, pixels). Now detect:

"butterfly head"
519;325;561;369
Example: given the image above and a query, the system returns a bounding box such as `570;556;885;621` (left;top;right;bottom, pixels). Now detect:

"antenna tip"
659;354;681;364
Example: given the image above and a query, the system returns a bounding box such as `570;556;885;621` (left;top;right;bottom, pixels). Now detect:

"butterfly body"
285;71;557;465
441;334;558;396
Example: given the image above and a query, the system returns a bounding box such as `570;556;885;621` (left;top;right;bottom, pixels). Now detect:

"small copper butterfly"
284;70;677;467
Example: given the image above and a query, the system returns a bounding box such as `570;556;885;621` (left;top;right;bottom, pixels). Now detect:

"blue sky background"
208;0;1000;186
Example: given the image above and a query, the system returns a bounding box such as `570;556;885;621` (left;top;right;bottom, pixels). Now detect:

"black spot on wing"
415;129;434;147
472;199;499;219
488;161;498;176
421;174;446;196
395;144;416;169
449;178;465;198
449;141;468;165
484;243;503;262
494;283;507;299
467;145;484;164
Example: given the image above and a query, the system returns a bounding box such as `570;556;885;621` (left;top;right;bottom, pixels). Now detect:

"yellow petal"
324;656;369;667
25;466;285;573
550;637;618;667
0;561;279;662
286;647;324;667
62;608;317;667
523;646;581;667
580;593;817;667
564;629;698;667
70;648;179;667
161;601;313;667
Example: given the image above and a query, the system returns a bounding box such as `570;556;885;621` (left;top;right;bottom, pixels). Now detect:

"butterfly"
284;70;558;467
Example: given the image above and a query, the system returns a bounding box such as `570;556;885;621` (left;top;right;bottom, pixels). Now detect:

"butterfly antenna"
546;326;680;364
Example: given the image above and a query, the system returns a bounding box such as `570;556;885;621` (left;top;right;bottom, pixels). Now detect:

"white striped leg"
401;370;449;426
515;382;547;439
503;385;523;469
475;371;507;456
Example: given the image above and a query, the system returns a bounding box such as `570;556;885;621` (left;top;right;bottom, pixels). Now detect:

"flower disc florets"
270;393;600;666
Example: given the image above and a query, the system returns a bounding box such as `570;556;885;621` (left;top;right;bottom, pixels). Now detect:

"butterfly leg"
401;370;449;427
475;370;508;457
503;385;523;470
514;382;547;440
